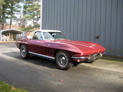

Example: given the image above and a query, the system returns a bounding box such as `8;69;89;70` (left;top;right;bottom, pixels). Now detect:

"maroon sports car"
16;30;106;70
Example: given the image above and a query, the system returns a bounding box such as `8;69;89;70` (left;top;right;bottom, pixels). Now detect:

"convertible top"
35;30;61;32
27;30;61;39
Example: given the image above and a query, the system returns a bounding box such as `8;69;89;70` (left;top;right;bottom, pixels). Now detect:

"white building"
0;29;23;41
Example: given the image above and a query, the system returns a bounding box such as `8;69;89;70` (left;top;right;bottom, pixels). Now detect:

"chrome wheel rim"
21;47;26;57
57;53;68;68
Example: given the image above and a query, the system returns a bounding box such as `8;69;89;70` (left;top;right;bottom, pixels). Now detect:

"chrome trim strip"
72;54;102;60
29;51;55;60
71;56;91;59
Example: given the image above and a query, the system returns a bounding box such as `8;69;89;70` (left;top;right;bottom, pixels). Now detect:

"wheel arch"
54;49;76;58
54;49;60;58
19;44;26;49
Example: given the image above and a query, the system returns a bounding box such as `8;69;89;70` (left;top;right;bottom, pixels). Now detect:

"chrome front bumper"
71;53;103;62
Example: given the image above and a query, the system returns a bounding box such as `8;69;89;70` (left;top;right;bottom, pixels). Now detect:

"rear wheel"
56;51;73;70
20;45;29;59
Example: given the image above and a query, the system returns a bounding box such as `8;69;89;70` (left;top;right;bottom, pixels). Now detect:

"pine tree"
7;0;21;29
0;0;8;30
21;0;40;31
0;0;5;29
0;0;21;30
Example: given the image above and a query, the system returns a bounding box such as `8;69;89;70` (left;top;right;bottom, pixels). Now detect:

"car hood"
53;40;106;55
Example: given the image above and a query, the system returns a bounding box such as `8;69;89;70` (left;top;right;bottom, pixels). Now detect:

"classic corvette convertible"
16;30;106;70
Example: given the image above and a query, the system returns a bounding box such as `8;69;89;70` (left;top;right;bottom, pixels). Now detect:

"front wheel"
20;45;29;59
56;51;73;70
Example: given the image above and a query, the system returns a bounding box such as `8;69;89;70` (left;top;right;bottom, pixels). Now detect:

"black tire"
73;62;82;66
56;50;73;70
20;45;29;59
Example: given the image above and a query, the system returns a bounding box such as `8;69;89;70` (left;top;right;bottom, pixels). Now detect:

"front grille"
93;53;99;57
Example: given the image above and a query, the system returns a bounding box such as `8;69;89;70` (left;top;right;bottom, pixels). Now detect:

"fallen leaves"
52;74;54;76
51;74;63;82
107;63;110;64
59;80;63;82
11;86;16;90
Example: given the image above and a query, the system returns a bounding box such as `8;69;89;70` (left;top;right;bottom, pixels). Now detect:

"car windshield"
43;32;54;40
43;32;66;40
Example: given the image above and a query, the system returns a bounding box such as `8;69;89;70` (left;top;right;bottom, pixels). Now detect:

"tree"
0;0;5;29
7;0;21;29
0;0;21;30
0;0;8;30
0;0;5;23
21;0;40;31
0;0;40;31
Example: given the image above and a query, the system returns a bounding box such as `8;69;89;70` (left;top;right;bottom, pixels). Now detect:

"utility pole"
40;0;43;30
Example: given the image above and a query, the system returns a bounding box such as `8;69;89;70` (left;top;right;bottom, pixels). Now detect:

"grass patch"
0;80;28;92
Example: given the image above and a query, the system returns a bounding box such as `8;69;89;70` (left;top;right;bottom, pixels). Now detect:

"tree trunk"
0;15;2;30
10;18;12;29
1;4;6;30
10;2;13;29
2;11;5;30
0;1;2;30
21;14;26;28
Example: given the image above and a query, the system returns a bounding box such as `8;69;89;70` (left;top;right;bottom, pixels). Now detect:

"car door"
42;32;55;57
28;31;46;55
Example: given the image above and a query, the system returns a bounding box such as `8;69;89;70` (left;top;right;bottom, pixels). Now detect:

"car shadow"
2;51;59;70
